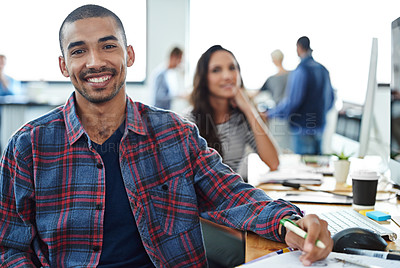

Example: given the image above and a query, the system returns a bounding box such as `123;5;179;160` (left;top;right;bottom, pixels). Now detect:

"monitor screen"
390;17;400;185
392;98;400;158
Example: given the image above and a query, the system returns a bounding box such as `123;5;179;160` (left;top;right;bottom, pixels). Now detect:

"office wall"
27;0;190;105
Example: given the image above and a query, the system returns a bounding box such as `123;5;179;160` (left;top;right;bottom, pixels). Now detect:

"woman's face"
207;50;240;99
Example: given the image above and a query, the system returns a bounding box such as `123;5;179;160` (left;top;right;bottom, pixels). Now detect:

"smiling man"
0;4;332;268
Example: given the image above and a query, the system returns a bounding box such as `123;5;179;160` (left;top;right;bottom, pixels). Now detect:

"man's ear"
127;45;135;67
59;56;70;77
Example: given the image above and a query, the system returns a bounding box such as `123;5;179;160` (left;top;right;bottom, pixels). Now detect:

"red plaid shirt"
0;93;301;267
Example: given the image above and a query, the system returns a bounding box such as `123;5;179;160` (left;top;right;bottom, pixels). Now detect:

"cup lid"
350;170;380;180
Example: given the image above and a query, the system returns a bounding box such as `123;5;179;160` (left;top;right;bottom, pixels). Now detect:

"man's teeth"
87;76;110;83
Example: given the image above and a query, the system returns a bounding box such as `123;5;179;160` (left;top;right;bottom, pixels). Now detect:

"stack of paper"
238;250;399;267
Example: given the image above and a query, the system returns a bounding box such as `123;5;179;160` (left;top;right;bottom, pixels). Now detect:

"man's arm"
324;70;335;112
185;123;300;241
185;123;333;264
0;138;38;267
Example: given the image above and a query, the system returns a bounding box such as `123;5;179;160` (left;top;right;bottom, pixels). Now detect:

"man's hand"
284;214;333;266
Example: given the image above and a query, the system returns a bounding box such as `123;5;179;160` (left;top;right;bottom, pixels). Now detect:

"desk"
245;153;400;263
246;201;400;262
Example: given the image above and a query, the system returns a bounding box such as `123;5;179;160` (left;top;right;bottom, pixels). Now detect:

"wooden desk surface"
246;184;400;263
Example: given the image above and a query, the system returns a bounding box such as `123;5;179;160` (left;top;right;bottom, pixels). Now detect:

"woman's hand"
230;87;253;114
230;87;280;170
284;214;333;266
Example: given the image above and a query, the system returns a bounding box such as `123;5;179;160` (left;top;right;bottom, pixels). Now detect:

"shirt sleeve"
324;70;335;111
0;136;41;267
267;68;308;120
186;124;302;242
155;72;171;100
244;119;257;152
260;78;270;92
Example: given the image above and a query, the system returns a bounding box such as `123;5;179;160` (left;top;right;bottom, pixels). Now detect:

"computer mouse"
332;227;388;253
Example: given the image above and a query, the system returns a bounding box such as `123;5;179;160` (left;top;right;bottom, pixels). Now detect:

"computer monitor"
390;17;400;186
358;38;379;158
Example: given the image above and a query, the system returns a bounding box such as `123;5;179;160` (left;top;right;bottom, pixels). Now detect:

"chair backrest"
201;218;245;268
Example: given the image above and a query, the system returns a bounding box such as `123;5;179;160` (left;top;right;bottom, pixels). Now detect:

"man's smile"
86;75;112;83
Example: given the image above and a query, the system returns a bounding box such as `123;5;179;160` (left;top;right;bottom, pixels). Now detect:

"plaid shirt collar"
62;92;147;146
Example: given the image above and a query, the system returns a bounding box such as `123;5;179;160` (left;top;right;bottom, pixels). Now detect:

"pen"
279;219;326;249
344;247;400;261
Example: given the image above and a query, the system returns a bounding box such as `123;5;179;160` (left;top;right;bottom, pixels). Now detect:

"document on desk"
258;169;323;184
238;250;399;267
247;153;324;186
283;192;352;205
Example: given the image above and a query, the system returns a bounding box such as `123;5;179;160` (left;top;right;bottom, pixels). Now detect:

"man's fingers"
285;214;333;266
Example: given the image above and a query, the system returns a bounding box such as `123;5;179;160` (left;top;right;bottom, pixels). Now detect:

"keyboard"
317;209;398;241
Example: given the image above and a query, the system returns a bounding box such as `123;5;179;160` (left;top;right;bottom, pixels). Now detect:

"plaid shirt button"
93;245;100;252
96;163;103;169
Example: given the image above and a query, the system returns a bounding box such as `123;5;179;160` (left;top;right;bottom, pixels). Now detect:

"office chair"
201;219;245;268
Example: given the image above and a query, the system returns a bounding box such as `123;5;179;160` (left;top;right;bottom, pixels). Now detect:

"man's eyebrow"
98;35;118;43
66;36;118;51
67;41;85;51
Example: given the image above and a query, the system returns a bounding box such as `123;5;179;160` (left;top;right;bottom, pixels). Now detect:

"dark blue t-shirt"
93;124;153;267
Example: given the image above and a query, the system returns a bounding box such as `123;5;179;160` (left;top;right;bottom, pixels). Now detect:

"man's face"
296;44;301;57
59;17;135;104
171;54;182;68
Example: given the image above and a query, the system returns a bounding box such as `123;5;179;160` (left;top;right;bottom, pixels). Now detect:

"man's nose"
86;50;106;69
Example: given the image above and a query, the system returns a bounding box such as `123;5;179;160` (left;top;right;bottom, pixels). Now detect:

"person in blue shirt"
0;54;20;96
152;47;183;110
266;36;334;155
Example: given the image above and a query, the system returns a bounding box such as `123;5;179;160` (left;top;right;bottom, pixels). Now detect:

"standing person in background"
0;6;333;267
266;36;334;155
257;49;293;152
259;49;290;105
0;54;20;96
0;54;21;153
152;46;183;110
189;45;280;179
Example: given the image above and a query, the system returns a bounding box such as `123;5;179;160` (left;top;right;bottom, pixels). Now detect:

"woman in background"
189;45;279;179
